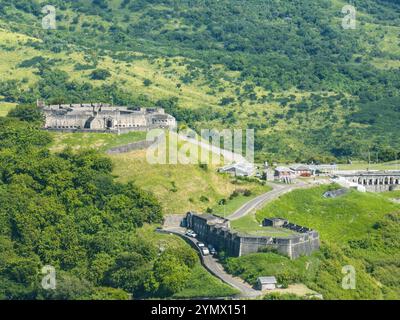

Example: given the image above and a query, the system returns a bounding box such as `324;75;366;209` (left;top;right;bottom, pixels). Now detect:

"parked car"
208;245;217;255
185;230;197;238
201;247;210;256
197;242;205;248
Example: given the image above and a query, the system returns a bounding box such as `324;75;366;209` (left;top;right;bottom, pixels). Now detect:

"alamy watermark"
342;5;356;30
342;265;356;290
41;265;56;290
42;5;57;30
146;129;254;165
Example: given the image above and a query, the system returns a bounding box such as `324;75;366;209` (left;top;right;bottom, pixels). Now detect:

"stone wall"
339;172;400;192
185;213;320;259
106;138;158;154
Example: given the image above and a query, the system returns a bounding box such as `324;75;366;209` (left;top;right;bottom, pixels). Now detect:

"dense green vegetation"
0;0;399;161
0;113;237;299
224;186;400;299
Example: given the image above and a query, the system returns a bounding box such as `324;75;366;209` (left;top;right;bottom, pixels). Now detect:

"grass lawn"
49;131;146;152
110;149;266;214
225;185;400;300
0;102;16;117
338;161;400;171
230;214;297;238
49;130;267;215
255;185;400;243
210;184;272;218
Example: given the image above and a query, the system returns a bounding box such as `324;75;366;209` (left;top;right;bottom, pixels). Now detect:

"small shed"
256;276;278;291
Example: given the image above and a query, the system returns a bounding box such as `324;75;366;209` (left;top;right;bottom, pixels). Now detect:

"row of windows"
114;124;142;128
47;126;80;129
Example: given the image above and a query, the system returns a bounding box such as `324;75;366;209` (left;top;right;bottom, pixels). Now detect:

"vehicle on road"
208;245;217;255
201;247;210;256
197;242;205;248
185;230;197;238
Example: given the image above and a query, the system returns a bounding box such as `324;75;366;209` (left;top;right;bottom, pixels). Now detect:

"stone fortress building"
38;100;176;133
337;171;400;192
184;212;320;259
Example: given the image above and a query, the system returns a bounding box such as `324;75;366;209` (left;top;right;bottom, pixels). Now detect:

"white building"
257;276;278;291
218;162;256;177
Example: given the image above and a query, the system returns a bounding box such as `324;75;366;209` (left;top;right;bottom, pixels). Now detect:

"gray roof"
257;276;277;284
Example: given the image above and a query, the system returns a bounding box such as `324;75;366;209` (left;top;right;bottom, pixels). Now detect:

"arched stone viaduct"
339;171;400;192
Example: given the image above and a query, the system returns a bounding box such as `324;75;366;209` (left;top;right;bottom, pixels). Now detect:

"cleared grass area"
210;184;272;218
49;131;146;152
49;130;267;214
255;185;400;243
338;160;400;171
231;214;297;238
110;149;265;214
0;102;16;117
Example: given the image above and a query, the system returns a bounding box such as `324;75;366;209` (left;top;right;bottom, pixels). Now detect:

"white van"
201;247;210;256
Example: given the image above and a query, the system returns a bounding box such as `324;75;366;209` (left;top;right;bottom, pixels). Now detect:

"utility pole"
367;148;371;171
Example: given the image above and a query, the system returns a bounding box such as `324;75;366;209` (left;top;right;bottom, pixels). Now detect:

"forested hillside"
0;111;237;299
0;0;399;160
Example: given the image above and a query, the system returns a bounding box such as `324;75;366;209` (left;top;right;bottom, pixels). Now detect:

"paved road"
159;227;262;299
177;133;247;164
227;182;309;221
162;182;314;298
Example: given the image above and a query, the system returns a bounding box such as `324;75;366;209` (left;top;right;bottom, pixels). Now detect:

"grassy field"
50;131;146;152
1;20;398;163
255;185;400;243
0;102;16;117
338;161;400;171
224;185;400;299
230;214;297;238
210;184;272;218
110;148;267;214
49;130;268;215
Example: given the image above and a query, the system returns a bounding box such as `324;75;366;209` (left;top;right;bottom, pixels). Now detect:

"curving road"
227;181;309;221
161;181;313;298
158;227;262;298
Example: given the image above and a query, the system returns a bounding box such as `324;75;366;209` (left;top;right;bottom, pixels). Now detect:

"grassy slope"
231;214;297;238
49;130;269;215
255;185;399;243
225;186;400;299
49;131;146;152
0;102;16;116
0;0;399;161
110;148;268;214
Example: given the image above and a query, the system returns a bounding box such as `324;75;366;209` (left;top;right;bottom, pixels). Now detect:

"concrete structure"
337;171;400;192
184;212;320;259
263;218;288;228
38;100;176;133
256;277;277;291
290;164;313;177
334;176;366;192
274;167;295;183
311;164;338;174
218;162;256;177
323;188;348;198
